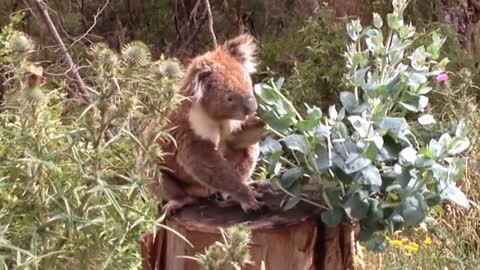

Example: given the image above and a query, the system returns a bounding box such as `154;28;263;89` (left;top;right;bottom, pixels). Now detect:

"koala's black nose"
244;96;257;114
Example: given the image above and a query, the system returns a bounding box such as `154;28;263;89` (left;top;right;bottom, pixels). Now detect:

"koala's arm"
177;137;260;210
224;144;259;182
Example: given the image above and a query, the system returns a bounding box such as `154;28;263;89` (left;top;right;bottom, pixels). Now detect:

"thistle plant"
0;16;181;269
190;225;253;270
255;0;470;250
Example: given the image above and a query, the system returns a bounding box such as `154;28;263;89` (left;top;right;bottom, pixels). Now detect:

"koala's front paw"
161;198;196;217
243;115;266;129
239;191;268;213
248;181;273;194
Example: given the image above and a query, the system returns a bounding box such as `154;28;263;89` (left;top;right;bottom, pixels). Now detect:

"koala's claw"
252;189;264;200
248;181;273;194
161;198;195;217
240;195;268;214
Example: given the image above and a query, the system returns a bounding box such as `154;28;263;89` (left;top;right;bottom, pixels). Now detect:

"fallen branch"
33;0;93;104
204;0;217;48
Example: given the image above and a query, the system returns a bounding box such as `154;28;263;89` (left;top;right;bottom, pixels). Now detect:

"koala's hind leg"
145;170;197;216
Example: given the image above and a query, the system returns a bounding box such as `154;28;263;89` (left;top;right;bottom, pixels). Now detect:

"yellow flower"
407;242;419;252
423;236;432;245
389;239;404;247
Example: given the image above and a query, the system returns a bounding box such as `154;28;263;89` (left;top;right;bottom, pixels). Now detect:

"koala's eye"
227;96;234;102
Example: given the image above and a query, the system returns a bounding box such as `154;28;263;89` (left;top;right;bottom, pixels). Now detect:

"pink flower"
436;73;449;83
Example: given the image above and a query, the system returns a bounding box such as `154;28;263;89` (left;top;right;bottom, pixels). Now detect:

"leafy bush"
0;17;181;268
254;0;471;250
259;6;347;111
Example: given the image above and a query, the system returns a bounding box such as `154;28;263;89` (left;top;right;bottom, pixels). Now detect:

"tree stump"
141;192;362;270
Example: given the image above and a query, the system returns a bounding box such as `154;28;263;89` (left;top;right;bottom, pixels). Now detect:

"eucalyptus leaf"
417;86;433;95
390;213;404;223
414;156;434;168
387;14;402;30
348;115;370;138
399;147;417;166
358;165;382;187
408;72;427;87
401;195;427;226
283;181;302;210
373;13;383;28
281;134;307;153
386;184;402;192
260;137;283;156
315;125;331;139
368;199;384;222
347;22;358;41
280;167;304;189
260;110;293;133
254;83;280;105
439;133;452;149
340;91;357;113
343;191;370;220
321;208;344;227
352;68;369;87
365;142;379;160
418;114;436;125
429;139;444;158
377;117;407;131
368;135;384;150
298;118;321;132
441;185;470;209
315;145;330;171
337;122;350;138
328;105;338;120
307;107;322;118
274;77;285;91
345;153;371;174
447;137;470;155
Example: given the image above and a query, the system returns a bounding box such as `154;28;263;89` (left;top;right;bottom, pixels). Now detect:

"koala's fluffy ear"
188;59;212;101
222;33;257;74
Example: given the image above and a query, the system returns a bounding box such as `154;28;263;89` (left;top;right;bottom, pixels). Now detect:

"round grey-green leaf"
321;208;344;227
281;134;307;153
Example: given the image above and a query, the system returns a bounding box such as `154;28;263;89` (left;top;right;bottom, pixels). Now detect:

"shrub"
0;17;181;268
259;6;347;111
254;0;471;250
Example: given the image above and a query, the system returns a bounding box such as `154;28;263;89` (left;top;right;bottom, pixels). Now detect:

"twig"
190;0;202;24
33;0;93;104
204;0;217;48
176;8;209;56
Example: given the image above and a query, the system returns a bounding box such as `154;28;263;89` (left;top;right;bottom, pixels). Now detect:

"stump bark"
141;192;362;270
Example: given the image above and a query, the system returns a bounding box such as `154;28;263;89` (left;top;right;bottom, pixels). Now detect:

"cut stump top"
168;192;322;233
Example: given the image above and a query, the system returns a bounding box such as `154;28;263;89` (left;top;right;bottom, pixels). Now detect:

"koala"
144;34;270;216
